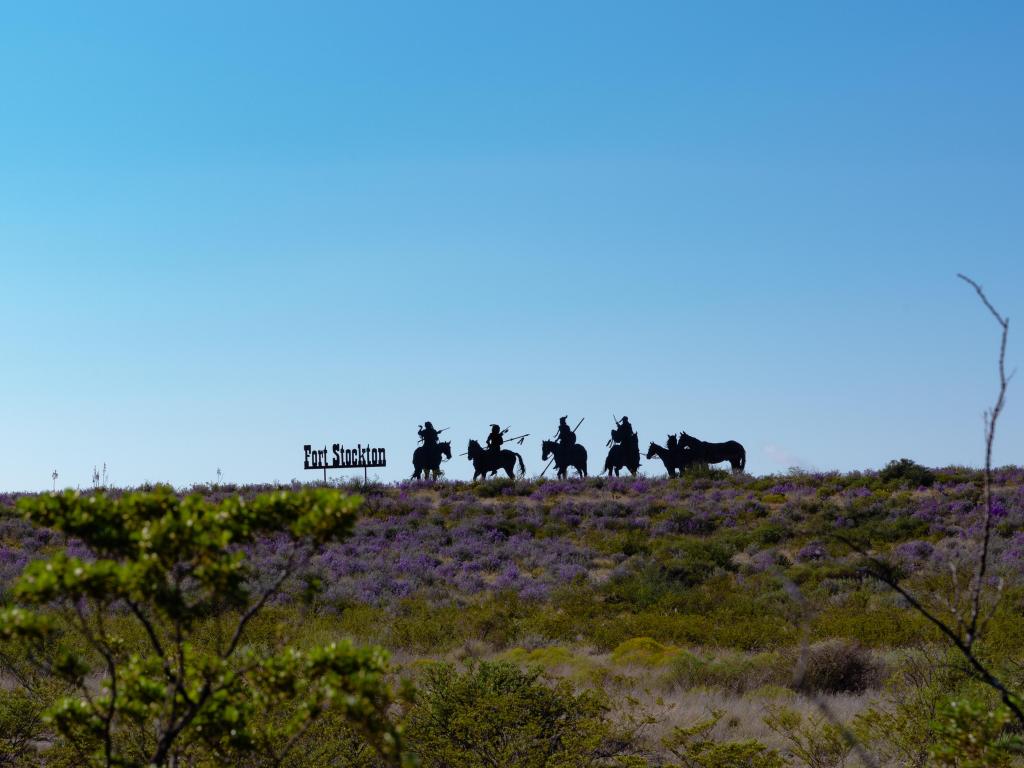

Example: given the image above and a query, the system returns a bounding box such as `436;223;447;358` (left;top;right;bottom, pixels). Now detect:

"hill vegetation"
1;466;1023;765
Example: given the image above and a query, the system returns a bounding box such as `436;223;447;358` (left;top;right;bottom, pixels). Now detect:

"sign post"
303;442;387;484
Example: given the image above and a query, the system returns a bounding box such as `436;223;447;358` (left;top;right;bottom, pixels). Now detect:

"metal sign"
304;442;387;482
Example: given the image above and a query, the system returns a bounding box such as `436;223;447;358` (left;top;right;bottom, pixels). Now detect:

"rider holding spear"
486;424;505;453
459;424;529;457
541;415;584;476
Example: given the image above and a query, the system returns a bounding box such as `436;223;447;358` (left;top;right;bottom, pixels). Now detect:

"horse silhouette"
467;439;526;480
411;440;452;480
646;441;698;477
678;431;746;472
604;439;641;477
542;440;588;479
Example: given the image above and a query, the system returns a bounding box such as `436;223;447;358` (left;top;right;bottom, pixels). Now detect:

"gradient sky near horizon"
1;2;1022;490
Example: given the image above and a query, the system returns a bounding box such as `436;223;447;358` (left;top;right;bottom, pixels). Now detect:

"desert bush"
793;639;882;694
664;650;787;693
663;709;786;768
404;661;648;767
763;707;851;768
611;637;683;667
879;458;936;488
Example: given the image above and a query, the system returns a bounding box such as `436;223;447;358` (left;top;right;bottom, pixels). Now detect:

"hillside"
2;466;1023;765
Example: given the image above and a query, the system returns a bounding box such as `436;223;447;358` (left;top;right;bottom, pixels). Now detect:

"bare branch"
957;274;1011;650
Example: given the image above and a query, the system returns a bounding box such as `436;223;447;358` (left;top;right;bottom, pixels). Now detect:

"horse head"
646;442;660;460
541;440;556;461
439;441;452;460
467;439;481;458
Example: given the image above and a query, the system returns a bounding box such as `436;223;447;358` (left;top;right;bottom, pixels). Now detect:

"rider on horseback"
557;416;576;448
418;421;440;446
611;416;636;448
486;424;504;453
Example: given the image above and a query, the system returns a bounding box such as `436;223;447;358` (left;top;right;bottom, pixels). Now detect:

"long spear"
459;432;530;456
541;417;584;477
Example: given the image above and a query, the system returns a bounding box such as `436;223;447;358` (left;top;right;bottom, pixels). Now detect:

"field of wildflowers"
2;465;1023;765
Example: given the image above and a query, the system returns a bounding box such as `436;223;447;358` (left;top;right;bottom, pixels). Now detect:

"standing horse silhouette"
467;439;526;480
678;431;746;472
604;439;641;477
541;440;588;479
411;440;452;480
646;441;698;477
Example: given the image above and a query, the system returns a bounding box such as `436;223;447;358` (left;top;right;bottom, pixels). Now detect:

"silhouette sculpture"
412;440;451;480
467;439;526;480
678;431;746;472
542;440;588;479
418;421;441;445
646;439;698;478
556;416;577;448
411;421;449;479
604;416;641;476
486;424;505;452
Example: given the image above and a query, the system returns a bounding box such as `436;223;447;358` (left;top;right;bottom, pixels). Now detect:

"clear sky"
1;2;1021;490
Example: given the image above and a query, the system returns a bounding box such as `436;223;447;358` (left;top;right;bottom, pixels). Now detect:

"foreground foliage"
0;487;409;767
2;469;1024;765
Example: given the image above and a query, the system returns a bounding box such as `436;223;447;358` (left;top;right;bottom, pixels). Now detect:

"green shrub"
879;458;936;488
665;650;787;693
929;697;1024;767
503;645;577;669
404;661;646;767
763;706;852;768
610;637;683;667
0;488;409;768
664;710;787;768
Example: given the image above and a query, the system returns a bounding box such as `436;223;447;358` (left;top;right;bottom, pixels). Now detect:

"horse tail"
516;452;526;477
739;444;746;471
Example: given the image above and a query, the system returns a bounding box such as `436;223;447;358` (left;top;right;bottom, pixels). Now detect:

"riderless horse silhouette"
541;440;588;479
604;437;641;477
411;440;452;480
646;440;699;477
466;439;526;480
678;431;746;472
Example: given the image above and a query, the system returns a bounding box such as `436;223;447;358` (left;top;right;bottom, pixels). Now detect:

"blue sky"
1;2;1021;489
